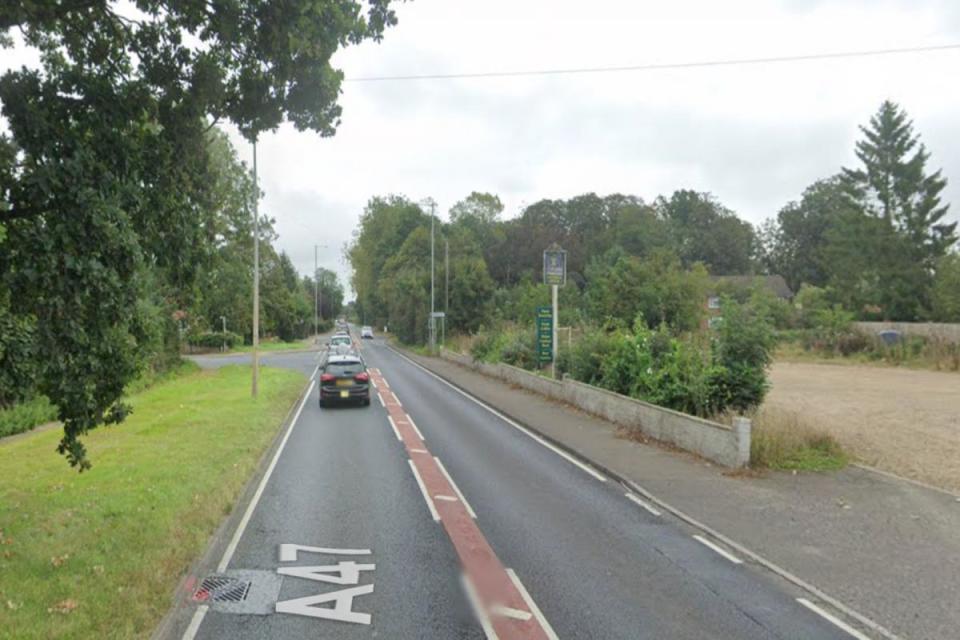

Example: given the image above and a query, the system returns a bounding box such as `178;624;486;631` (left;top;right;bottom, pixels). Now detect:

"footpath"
402;349;960;640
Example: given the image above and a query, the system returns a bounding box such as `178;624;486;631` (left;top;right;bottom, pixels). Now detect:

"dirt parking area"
766;362;960;492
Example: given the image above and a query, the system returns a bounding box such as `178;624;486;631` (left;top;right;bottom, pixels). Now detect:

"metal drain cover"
193;570;283;615
195;575;251;603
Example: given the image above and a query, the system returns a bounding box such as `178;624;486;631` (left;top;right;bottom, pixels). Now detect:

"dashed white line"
386;415;402;441
693;535;743;564
798;599;873;640
377;393;385;407
435;457;478;519
388;348;607;482
505;569;559;640
408;459;440;522
625;492;661;516
461;574;500;640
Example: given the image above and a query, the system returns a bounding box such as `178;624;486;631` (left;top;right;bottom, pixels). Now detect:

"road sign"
536;306;553;363
430;311;446;318
543;247;567;286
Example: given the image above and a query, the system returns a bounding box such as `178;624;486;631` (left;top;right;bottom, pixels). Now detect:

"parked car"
319;355;370;407
361;326;374;339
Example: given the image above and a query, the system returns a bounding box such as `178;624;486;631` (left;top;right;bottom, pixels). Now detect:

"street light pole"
444;239;448;348
251;139;260;398
314;244;319;341
430;200;436;350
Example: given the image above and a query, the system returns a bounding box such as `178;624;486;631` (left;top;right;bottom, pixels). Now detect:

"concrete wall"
439;350;750;468
854;322;960;344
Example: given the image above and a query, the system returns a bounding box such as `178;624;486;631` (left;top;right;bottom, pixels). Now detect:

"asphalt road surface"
182;339;863;639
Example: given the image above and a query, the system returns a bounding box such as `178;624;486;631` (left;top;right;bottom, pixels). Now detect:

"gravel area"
766;361;960;492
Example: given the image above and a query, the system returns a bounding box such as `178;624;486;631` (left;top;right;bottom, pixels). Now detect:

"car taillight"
354;372;369;383
320;373;335;383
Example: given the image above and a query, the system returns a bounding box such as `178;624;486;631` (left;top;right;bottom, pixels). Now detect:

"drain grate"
194;575;251;603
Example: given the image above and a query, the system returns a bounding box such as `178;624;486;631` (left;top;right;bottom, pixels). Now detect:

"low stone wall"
439;349;750;468
854;321;960;344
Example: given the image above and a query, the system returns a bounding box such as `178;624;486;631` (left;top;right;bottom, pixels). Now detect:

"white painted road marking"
693;535;743;564
218;380;316;572
407;459;440;522
410;447;429;454
276;584;375;624
436;457;478;519
377;393;385;407
491;604;533;621
182;379;315;640
798;599;873;640
505;569;559;640
406;415;425;440
279;544;372;561
434;494;458;502
461;574;500;640
386;415;402;441
388;347;607;482
625;492;661;516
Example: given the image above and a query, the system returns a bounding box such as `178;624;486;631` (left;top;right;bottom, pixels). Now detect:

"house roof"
709;275;793;299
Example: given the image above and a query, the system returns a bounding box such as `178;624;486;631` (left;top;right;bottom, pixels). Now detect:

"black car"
319;354;370;407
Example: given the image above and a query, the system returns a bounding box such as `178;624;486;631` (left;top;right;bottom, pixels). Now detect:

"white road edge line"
435;457;478;518
625;492;661;516
217;379;315;573
408;459;440;522
181;604;209;640
461;574;500;640
389;347;607;482
798;598;873;640
182;379;314;639
505;568;559;640
406;415;425;441
309;365;319;382
693;535;743;564
386;415;403;441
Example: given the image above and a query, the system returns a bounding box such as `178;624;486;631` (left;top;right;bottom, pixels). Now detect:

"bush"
188;330;242;349
0;395;58;439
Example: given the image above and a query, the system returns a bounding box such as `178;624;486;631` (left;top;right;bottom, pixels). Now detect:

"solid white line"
505;569;559;640
798;599;873;640
461;574;500;640
309;365;319;382
693;535;743;564
435;457;478;518
181;604;209;640
388;348;606;482
377;393;385;407
216;379;316;573
386;415;402;441
408;459;440;522
407;415;425;441
625;492;662;516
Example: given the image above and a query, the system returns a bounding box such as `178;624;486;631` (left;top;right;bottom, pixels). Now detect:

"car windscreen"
330;336;351;345
325;361;363;376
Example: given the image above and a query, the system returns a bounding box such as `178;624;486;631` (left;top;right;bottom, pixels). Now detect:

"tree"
842;101;957;271
931;253;960;322
0;1;401;469
655;190;756;275
763;177;853;291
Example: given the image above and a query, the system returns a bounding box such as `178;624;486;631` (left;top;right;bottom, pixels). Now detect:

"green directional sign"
536;306;553;364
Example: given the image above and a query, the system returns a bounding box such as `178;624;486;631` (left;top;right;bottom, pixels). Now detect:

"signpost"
536;306;553;364
542;245;566;378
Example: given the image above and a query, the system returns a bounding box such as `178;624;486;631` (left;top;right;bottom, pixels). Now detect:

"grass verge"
0;396;58;439
0;364;305;639
749;406;848;471
230;337;315;353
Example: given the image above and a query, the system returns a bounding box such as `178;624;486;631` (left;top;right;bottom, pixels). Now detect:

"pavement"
155;337;932;639
404;348;960;640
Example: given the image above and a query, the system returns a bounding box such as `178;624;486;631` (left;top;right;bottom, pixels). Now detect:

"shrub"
188;330;242;349
0;395;58;439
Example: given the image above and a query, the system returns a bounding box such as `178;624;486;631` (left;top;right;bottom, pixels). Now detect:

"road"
181;338;862;639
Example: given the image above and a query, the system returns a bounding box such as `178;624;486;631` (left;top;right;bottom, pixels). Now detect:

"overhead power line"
345;43;960;82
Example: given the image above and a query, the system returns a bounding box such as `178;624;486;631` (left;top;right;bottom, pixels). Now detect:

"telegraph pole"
251;140;260;397
444;239;449;347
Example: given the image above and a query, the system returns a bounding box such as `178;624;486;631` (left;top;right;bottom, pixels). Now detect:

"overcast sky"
5;1;960;295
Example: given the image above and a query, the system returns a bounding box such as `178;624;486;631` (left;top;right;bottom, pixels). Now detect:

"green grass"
0;364;305;639
749;406;848;471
